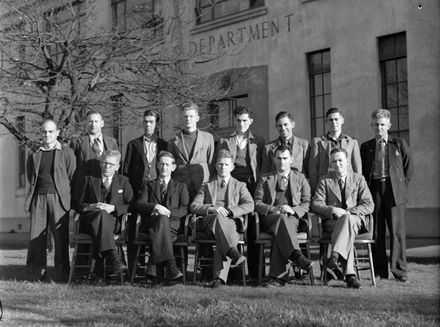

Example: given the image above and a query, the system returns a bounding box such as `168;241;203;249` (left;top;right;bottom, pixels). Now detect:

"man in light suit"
360;109;413;282
309;107;362;193
191;149;254;288
168;102;215;201
311;148;374;288
262;111;310;176
134;151;189;285
25;120;76;282
254;145;313;287
76;150;133;280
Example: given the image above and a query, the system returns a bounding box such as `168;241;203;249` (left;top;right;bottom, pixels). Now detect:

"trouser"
198;213;240;283
323;214;363;276
27;194;70;278
82;210;117;255
370;179;407;278
260;213;300;278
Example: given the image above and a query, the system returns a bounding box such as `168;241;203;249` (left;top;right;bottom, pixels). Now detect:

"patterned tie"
220;179;226;188
92;138;102;156
103;177;110;190
279;175;288;191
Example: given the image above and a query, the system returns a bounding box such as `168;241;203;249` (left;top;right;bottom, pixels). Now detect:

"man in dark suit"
191;149;254;288
262;111;310;177
134;151;189;285
25;120;76;282
312;148;374;288
168;102;215;201
123;109;168;274
76;150;133;279
254;145;313;287
360;109;413;282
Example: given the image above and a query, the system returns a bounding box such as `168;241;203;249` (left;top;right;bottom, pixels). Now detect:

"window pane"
323;72;331;94
386;84;398;108
398;82;408;106
324;94;332;111
379;36;394;59
314;75;323;95
314;96;323;117
397;58;407;82
322;51;331;71
385;61;397;83
314;118;325;137
395;33;407;57
309;53;322;73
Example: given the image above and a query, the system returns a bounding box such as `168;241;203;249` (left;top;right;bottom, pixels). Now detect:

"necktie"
338;179;346;209
379;139;386;177
159;180;166;203
92;138;102;156
279;176;288;191
220;179;226;188
103;177;110;190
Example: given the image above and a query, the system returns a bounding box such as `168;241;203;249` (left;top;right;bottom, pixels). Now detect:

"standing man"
360;109;413;282
190;150;254;288
262;111;310;176
134;151;189;285
254;145;313;287
123;109;167;272
168;102;215;200
25;120;76;282
76;150;133;280
309;107;362;193
311;148;374;288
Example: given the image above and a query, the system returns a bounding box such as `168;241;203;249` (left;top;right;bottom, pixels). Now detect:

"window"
307;49;332;137
379;32;409;141
196;0;264;25
16;116;26;188
111;0;127;32
208;94;248;137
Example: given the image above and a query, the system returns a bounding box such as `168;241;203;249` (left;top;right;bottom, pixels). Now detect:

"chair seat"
71;233;92;242
194;232;245;243
135;232;187;244
320;231;373;241
255;232;308;243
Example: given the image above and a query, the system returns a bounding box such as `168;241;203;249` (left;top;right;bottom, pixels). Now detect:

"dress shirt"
89;134;104;154
143;135;158;163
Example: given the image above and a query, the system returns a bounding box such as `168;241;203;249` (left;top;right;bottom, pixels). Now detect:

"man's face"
275;116;294;140
326;112;344;134
87;113;104;136
216;157;234;178
235;113;253;134
274;150;293;173
100;155;120;177
330;151;349;176
157;156;176;178
41;121;59;147
144;115;157;137
183;109;199;131
371;117;391;138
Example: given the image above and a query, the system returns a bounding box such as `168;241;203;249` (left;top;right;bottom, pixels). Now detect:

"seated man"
76;150;133;281
134;151;189;285
254;145;313;287
190;149;254;288
311;148;374;289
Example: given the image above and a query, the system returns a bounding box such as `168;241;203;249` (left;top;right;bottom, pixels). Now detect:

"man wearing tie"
76;150;133;280
190;150;254;288
134;151;189;285
360;109;413;282
254;145;313;287
312;148;374;288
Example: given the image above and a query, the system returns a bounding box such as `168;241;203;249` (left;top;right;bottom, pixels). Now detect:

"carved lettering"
261;21;269;39
271;18;280;36
285;13;294;32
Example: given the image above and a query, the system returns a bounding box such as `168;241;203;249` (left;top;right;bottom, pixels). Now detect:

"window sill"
190;6;268;35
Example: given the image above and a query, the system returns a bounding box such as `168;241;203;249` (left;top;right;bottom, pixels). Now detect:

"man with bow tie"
134;151;189;285
190;149;254;288
254;145;313;287
76;150;133;280
312;148;374;288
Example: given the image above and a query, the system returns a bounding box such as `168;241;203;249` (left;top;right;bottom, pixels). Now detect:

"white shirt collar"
217;176;230;185
101;174;114;184
159;176;171;185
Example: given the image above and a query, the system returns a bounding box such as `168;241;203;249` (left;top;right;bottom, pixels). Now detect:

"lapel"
33;151;42;178
91;176;102;202
319;136;330;159
80;135;91;158
247;131;257;159
208;179;218;206
135;136;146;159
165;179;175;205
267;175;277;205
344;173;355;203
176;132;190;163
328;174;343;202
109;174;119;202
291;136;301;157
191;130;203;163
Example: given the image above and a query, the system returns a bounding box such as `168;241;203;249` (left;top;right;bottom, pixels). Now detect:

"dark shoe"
166;271;183;286
112;260;127;274
210;278;225;289
231;255;246;268
346;275;361;289
295;255;313;270
145;275;163;288
395;275;408;283
265;278;285;288
327;257;344;280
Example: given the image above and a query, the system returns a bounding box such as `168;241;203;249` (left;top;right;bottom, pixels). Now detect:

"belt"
372;177;390;182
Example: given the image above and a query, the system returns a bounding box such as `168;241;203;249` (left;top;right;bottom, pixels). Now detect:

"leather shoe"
112;261;127;274
346;275;361;289
166;271;183;286
265;278;285;288
210;278;225;288
295;255;313;270
395;275;408;283
231;255;246;268
327;257;344;280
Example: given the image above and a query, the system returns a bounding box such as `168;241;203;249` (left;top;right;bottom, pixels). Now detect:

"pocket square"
118;189;123;193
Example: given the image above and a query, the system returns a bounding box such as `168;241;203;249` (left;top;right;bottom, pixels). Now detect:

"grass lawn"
0;249;439;326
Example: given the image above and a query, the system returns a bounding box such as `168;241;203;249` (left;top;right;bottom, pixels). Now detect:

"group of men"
25;103;413;289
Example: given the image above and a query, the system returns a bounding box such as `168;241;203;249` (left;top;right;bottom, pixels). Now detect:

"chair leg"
68;245;79;284
179;246;186;284
257;244;264;286
239;244;246;286
322;243;328;285
354;245;360;280
193;244;199;284
367;243;376;287
305;243;315;286
130;245;141;284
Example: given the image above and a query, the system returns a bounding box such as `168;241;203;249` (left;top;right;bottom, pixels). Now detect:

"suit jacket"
309;133;362;192
134;178;189;219
168;130;215;192
76;173;133;218
123;136;168;194
254;171;310;219
262;136;310;176
311;171;374;231
190;177;254;228
25;142;76;212
218;130;266;182
360;137;413;206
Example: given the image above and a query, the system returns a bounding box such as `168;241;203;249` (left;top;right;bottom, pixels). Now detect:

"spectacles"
101;161;118;167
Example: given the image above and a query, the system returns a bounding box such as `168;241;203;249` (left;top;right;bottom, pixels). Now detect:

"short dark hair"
216;149;234;161
157;151;175;164
326;107;343;118
330;147;348;158
275;111;294;123
274;144;292;156
143;109;160;122
233;106;252;118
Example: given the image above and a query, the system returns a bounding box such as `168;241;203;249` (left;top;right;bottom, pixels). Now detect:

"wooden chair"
250;212;315;286
192;214;247;286
316;214;376;286
129;214;190;284
68;212;128;285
